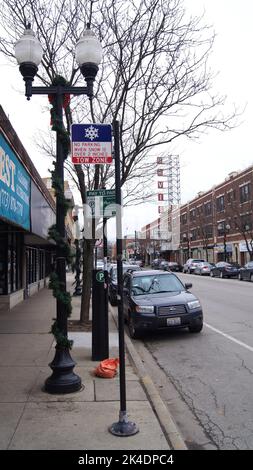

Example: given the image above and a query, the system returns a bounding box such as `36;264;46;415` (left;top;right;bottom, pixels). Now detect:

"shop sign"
214;243;233;253
0;134;31;230
239;241;253;253
31;182;55;239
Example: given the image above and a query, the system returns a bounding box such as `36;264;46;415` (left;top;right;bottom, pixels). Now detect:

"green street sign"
96;271;104;282
87;189;116;218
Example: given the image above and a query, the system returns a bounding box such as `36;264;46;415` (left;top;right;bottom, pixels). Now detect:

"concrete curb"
110;308;187;450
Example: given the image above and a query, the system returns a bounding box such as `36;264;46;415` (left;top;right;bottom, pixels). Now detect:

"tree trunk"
80;238;94;324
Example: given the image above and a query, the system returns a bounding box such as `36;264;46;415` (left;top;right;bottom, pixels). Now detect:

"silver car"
194;262;213;275
183;259;206;274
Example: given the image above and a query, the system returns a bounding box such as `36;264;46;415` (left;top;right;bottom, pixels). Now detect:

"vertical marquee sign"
71;124;112;164
156;156;167;215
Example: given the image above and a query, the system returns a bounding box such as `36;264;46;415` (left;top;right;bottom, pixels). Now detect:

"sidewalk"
0;274;185;450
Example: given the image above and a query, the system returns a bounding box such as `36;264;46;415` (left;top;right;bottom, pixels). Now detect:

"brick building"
140;166;253;266
179;167;253;265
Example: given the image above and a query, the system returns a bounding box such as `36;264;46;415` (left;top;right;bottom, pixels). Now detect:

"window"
204;202;212;216
227;190;236;203
204;225;213;238
181;213;187;225
39;250;45;280
189;209;196;220
26;247;38;285
0;232;7;294
216;196;225;212
240;183;251;203
196;206;203;216
7;232;22;294
191;229;197;241
123;275;130;289
240;214;252;231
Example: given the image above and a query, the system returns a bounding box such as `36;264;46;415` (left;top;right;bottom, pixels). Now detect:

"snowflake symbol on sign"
85;125;99;141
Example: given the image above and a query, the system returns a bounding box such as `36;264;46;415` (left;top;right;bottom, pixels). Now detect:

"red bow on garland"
48;94;70;125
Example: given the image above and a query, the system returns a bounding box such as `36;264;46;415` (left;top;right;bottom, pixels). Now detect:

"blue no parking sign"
71;123;112;164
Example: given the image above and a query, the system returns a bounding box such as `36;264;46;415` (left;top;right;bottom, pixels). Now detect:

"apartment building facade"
179;167;253;265
140;166;253;266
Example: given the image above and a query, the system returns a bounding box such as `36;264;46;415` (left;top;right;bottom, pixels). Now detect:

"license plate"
167;317;181;326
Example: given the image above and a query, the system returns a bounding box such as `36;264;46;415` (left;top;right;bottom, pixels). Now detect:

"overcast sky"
1;0;253;237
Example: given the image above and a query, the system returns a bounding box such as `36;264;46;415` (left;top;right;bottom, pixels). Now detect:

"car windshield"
131;274;184;295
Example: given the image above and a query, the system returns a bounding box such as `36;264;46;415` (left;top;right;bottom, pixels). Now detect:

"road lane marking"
205;322;253;353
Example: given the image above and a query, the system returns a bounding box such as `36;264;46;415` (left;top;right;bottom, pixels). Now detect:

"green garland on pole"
48;75;71;158
47;77;73;348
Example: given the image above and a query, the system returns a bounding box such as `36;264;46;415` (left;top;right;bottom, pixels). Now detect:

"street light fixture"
15;23;102;394
218;223;230;262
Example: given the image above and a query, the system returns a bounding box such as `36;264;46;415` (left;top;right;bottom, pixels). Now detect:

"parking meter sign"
96;271;104;283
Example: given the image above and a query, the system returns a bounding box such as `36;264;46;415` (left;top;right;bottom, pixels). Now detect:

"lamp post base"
44;345;82;394
109;411;139;437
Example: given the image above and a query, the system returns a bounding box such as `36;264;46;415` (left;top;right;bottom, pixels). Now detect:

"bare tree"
227;201;253;261
0;0;238;322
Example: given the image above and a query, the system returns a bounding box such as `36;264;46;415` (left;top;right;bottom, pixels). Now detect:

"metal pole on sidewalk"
103;216;109;356
109;120;139;436
45;90;81;394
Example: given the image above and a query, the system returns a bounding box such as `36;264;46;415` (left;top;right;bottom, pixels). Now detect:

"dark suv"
122;270;203;338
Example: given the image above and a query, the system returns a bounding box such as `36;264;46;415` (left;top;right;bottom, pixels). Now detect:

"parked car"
131;259;144;267
108;264;141;306
194;262;214;276
238;261;253;281
164;262;183;272
210;262;240;278
159;260;170;270
151;258;162;268
183;258;206;274
122;270;203;338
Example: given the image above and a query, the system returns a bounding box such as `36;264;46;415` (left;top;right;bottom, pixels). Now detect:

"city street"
134;273;253;450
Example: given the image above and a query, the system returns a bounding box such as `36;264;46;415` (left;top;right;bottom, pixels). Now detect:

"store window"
0;232;7;294
0;227;23;295
26;247;38;285
7;232;22;294
39;250;45;280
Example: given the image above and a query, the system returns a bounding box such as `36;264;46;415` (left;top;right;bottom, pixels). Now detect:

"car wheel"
189;323;203;333
128;314;141;339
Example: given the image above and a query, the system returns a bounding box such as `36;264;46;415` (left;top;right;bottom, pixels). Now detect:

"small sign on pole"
71;124;112;164
86;189;116;219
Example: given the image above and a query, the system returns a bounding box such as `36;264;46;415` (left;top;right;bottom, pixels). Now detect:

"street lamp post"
218;223;230;262
183;233;192;259
14;23;102;394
